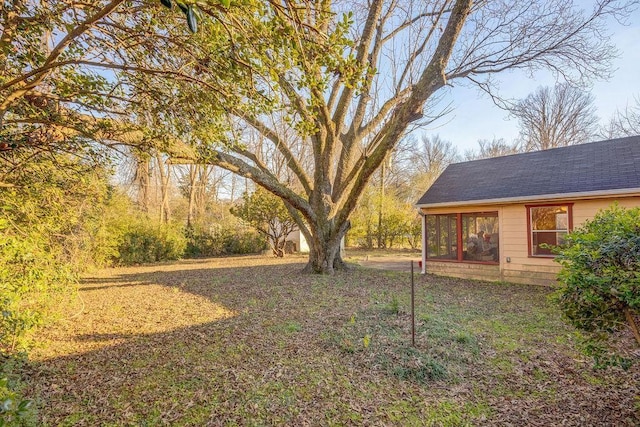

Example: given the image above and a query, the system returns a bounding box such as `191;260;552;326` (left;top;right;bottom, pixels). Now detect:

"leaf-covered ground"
25;255;639;426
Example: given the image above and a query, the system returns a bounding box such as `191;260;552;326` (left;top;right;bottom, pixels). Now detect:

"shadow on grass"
24;257;640;426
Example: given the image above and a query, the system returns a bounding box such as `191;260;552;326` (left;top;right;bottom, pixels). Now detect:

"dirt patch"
357;257;421;272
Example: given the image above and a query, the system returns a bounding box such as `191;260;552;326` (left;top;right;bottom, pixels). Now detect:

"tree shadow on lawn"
25;257;640;426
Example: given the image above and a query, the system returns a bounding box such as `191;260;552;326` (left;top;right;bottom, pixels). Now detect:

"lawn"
25;255;639;426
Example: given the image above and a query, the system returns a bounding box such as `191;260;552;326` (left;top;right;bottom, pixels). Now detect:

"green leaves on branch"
159;0;232;33
0;377;34;426
553;204;640;367
186;6;198;33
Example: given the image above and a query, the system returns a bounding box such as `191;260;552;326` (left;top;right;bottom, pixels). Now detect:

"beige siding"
425;261;501;282
500;203;557;286
421;195;640;286
572;197;640;226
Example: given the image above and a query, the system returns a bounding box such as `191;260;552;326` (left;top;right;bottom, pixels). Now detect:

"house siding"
425;261;501;282
422;195;640;286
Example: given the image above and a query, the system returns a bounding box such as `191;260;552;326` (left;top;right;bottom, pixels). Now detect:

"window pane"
530;205;569;256
557;231;567;246
531;206;568;230
437;217;448;255
556;213;568;230
426;216;437;257
427;213;498;262
532;231;566;256
450;216;458;259
426;214;457;260
462;213;499;262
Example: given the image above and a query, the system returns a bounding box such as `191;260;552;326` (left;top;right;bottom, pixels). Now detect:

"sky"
417;3;640;154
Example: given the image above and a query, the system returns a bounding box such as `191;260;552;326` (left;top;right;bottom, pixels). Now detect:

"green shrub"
59;188;189;268
0;361;35;427
72;190;135;268
0;155;137;272
184;226;225;257
222;228;267;255
553;204;640;365
184;226;266;258
117;221;187;265
0;220;77;356
348;188;418;249
0;377;35;427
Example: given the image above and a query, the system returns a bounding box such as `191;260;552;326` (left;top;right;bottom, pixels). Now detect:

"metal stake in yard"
411;260;415;347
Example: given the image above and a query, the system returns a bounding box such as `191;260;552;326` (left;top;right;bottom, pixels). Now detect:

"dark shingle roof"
416;136;640;206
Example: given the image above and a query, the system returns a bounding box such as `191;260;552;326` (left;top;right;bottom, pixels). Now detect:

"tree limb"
206;149;315;223
237;113;313;195
336;0;473;225
0;0;127;112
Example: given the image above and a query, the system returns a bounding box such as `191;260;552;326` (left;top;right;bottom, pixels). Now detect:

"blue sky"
420;3;640;153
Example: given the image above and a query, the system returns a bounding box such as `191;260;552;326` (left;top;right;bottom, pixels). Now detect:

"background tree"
405;135;460;201
510;84;599;151
554;205;640;365
602;95;640;137
130;149;152;214
231;187;298;257
464;138;520;160
349;187;418;249
176;164;217;227
3;1;633;273
143;0;628;273
348;188;377;249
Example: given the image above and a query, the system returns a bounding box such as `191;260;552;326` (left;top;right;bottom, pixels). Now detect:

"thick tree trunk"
269;235;285;258
303;221;349;274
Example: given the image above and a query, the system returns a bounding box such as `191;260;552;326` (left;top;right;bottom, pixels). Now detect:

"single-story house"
416;135;640;285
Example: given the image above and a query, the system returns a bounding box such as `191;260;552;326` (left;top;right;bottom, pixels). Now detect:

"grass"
22;254;640;426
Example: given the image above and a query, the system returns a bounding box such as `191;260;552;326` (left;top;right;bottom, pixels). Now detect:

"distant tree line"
464;83;640;160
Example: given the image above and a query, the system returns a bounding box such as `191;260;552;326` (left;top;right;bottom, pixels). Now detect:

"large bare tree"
510;83;600;151
156;0;627;273
4;0;633;273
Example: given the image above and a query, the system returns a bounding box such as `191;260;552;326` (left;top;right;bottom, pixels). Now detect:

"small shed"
415;136;640;285
286;229;310;253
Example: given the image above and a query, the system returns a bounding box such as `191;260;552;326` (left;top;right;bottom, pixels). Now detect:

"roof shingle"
416;136;640;206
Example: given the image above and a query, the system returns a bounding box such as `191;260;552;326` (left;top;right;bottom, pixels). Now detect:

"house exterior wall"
421;195;640;286
424;261;501;282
